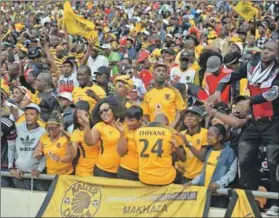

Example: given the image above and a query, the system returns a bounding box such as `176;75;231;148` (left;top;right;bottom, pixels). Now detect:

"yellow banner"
37;175;210;217
225;189;262;218
63;1;98;41
233;1;258;21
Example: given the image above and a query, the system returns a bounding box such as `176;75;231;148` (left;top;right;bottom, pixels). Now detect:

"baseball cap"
57;92;73;102
206;56;222;73
161;48;175;56
186;106;203;116
25;103;41;113
114;75;133;89
224;52;241;66
95;66;110;76
180;51;190;61
166;33;173;39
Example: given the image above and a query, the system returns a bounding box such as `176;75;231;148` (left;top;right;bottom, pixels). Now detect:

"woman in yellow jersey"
116;106;143;181
71;101;99;176
79;96;126;178
33;112;74;176
184;124;237;208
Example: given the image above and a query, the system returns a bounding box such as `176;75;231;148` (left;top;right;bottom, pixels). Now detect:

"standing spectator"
134;114;185;185
256;22;268;49
209;40;279;216
114;75;134;108
1;115;17;188
9;104;46;190
79;96;126;178
177;106;208;183
71;101;99;176
72;65;106;112
184;124;237;208
82;43;109;81
57;92;74;133
141;62;185;127
57;60;79;93
170;51;199;85
116;106;143;181
35;72;60;122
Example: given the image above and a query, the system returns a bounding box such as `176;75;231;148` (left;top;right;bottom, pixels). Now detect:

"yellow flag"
63;1;98;41
233;1;258;21
225;189;262;218
37;175;211;217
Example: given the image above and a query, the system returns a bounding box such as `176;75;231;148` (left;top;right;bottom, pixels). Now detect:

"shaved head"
154;114;169;126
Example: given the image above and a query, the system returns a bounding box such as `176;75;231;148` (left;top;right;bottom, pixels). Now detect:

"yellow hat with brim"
114;75;134;90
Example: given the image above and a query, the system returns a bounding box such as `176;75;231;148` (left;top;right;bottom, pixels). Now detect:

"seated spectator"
116;106;144;181
184;124;237;208
71;101;99;176
9;104;46;190
33;112;74;176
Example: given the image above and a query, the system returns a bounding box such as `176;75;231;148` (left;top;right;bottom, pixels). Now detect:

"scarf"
250;61;275;85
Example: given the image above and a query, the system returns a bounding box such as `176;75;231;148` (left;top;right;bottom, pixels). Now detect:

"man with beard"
208;40;279;216
141;62;185;128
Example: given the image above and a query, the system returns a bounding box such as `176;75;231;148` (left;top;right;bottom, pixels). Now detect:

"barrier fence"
1;171;278;200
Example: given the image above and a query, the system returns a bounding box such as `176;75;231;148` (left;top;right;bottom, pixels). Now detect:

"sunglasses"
99;107;111;116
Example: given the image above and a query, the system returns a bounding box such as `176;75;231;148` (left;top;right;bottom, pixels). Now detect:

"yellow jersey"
135;123;177;185
71;128;99;176
40;133;74;175
204;149;222;187
180;128;208;179
72;84;106;112
94;122;121;173
120;127;139;173
141;87;185;124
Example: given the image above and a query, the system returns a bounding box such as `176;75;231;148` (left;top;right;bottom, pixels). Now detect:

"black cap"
233;95;249;104
224;52;241;66
95;66;110;76
62;60;74;68
185;34;199;46
75;100;90;112
186;106;203;116
161;48;176;56
180;51;190;61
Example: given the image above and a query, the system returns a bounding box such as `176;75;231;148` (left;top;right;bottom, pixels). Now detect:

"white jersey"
170;66;196;84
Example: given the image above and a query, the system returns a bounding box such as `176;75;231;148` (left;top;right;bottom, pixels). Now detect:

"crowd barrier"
1;171;278;199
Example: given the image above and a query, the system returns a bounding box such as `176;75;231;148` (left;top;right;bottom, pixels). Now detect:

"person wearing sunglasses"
33;111;74;178
78;96;126;178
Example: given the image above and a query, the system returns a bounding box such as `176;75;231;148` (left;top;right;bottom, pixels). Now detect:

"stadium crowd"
1;0;279;215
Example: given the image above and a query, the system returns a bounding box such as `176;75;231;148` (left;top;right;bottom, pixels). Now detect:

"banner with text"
36;175;210;217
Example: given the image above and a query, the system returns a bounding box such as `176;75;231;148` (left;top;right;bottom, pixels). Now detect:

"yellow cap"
114;75;133;90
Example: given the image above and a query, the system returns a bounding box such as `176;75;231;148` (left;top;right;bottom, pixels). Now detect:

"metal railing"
1;171;278;200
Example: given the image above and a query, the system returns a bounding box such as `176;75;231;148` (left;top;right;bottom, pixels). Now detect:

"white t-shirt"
170;66;196;84
132;77;147;97
87;55;109;80
58;72;79;93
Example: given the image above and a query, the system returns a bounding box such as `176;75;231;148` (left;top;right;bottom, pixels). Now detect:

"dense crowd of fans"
1;0;279;215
